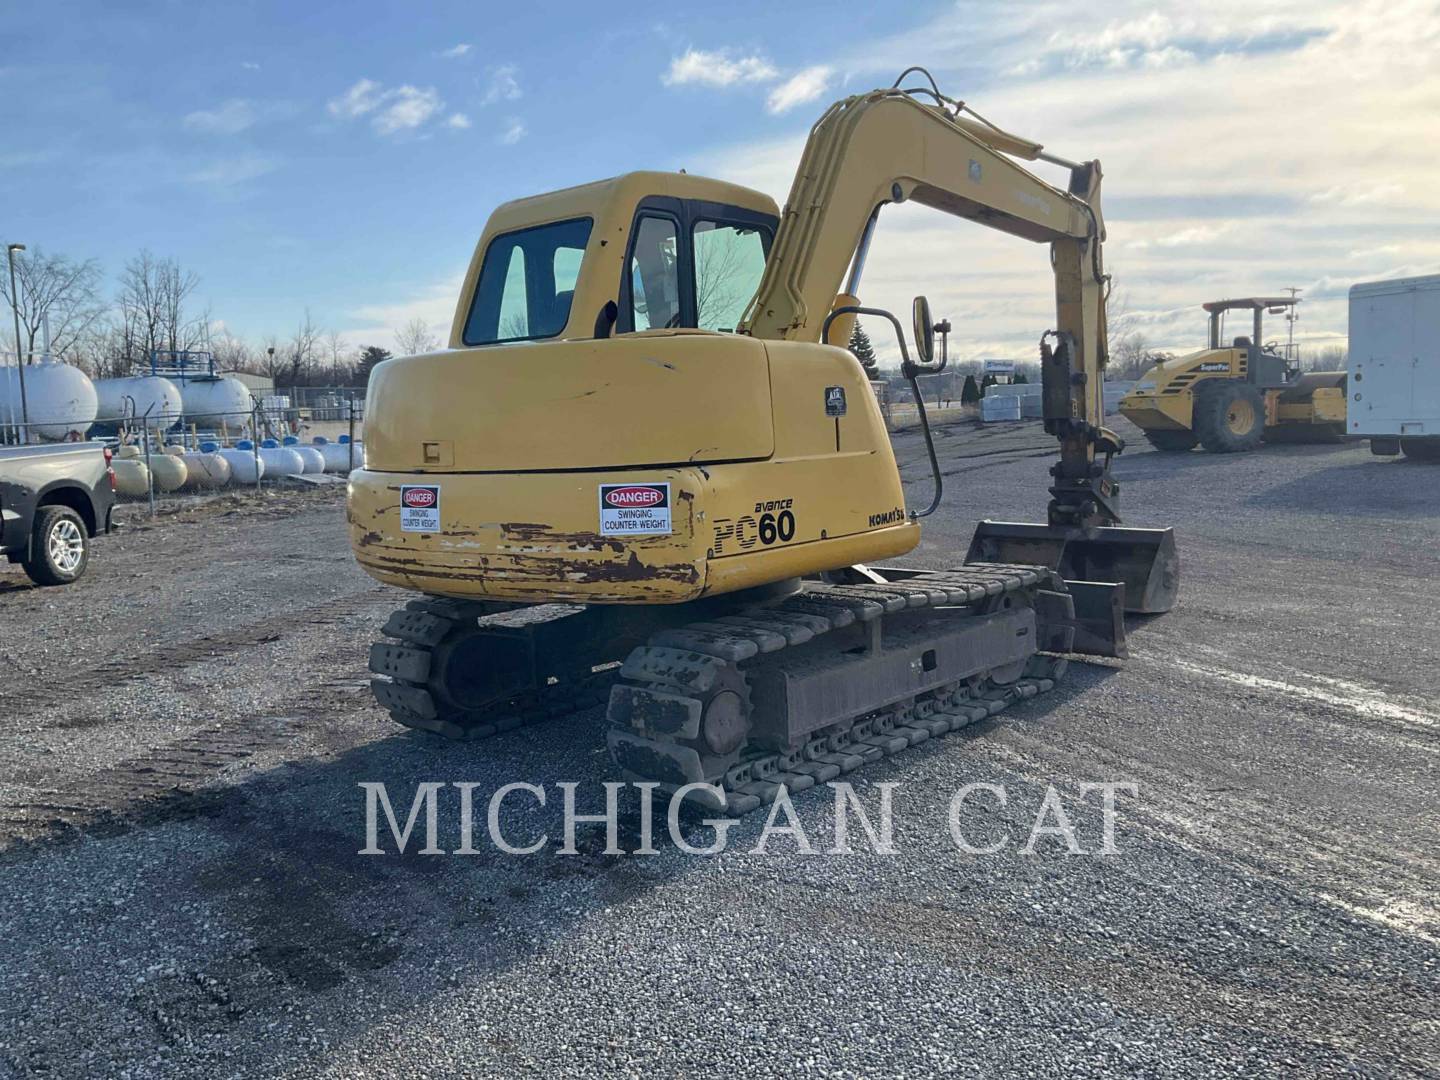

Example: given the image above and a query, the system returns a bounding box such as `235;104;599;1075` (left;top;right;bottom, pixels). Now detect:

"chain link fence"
104;401;364;515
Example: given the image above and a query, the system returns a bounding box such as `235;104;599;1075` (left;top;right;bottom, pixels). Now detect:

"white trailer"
1348;274;1440;461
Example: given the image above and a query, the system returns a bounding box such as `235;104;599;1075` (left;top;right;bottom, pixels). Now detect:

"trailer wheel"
1400;437;1440;462
23;506;90;586
1143;429;1198;452
1194;380;1265;453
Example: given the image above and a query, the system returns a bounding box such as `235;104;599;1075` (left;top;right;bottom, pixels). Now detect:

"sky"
2;0;1438;365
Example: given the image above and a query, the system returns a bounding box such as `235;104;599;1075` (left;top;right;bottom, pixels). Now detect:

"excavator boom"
739;88;1175;612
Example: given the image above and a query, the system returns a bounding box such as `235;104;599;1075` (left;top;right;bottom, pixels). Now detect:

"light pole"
6;243;29;443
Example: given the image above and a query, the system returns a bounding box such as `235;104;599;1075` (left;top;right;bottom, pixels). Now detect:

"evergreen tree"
848;321;879;378
1013;371;1028;384
982;372;998;393
961;373;981;404
354;345;394;384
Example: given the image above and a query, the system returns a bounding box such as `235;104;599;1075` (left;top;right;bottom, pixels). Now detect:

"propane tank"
179;377;253;427
0;359;98;441
93;376;183;432
218;444;264;484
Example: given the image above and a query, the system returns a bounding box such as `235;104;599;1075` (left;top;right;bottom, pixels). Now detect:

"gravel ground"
0;419;1436;1078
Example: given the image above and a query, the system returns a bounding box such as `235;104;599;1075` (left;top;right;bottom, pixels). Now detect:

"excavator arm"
742;87;1176;613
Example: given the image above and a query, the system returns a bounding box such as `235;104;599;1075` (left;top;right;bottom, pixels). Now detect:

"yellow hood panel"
364;332;775;473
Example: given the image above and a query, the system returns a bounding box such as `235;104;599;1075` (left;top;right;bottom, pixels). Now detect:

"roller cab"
1120;297;1346;452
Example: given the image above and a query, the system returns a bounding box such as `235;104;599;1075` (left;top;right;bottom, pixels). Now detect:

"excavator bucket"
967;521;1179;615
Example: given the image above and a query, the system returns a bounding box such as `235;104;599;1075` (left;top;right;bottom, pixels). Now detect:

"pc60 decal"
400;484;441;533
599;483;671;536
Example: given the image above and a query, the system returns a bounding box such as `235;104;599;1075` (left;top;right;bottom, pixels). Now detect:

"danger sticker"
599;483;671;536
400;484;441;533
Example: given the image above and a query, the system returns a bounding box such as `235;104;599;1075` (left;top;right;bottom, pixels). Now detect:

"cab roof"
1201;297;1300;313
486;170;779;232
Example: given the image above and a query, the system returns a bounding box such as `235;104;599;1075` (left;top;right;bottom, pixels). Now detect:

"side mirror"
912;296;935;366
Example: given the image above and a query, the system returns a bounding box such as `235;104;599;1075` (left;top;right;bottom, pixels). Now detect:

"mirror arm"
819;303;944;520
822;305;912;368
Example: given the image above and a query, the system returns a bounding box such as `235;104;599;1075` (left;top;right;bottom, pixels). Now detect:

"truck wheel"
1400;437;1440;462
23;506;90;586
1143;430;1198;452
1193;380;1265;453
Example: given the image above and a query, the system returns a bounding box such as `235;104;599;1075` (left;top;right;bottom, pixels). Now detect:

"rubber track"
368;598;616;741
609;564;1068;816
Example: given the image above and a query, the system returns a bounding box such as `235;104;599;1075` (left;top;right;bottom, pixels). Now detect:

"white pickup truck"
1348;274;1440;461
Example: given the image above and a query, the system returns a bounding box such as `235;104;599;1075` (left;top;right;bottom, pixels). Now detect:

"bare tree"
1105;286;1156;379
324;329;351;385
1307;345;1348;372
257;333;286;381
67;317;127;379
211;329;257;373
115;250;202;366
693;226;757;331
395;317;439;356
0;247;106;361
283;309;321;386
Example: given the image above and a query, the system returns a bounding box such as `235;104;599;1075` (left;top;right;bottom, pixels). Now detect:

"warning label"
400;484;441;533
599;483;671;536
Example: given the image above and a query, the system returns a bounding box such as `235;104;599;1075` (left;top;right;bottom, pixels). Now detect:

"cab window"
693;220;768;333
463;217;592;345
629;215;681;331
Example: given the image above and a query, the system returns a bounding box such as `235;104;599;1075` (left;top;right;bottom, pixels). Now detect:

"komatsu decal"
868;506;905;527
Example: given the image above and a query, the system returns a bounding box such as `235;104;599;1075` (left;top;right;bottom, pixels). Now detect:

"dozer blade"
967;521;1179;615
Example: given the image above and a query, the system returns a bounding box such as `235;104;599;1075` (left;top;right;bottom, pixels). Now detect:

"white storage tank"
218;442;265;484
179;376;253;428
93;375;183;431
0;359;99;441
281;436;325;474
257;439;304;477
315;437;352;473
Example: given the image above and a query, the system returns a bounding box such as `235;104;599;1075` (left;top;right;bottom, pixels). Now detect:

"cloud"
183;155;276;187
765;66;831;114
183;99;257;135
481;65;522;106
241;61;261;71
328;78;386;119
447;112;472;130
687;0;1440;360
347;274;463;354
373;86;443;135
662;49;778;87
1309;183;1405;208
327;79;445;136
499;117;526;145
440;43;472;59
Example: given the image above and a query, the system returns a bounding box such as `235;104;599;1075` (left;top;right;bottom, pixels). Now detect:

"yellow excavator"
349;70;1178;815
1119;297;1347;452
